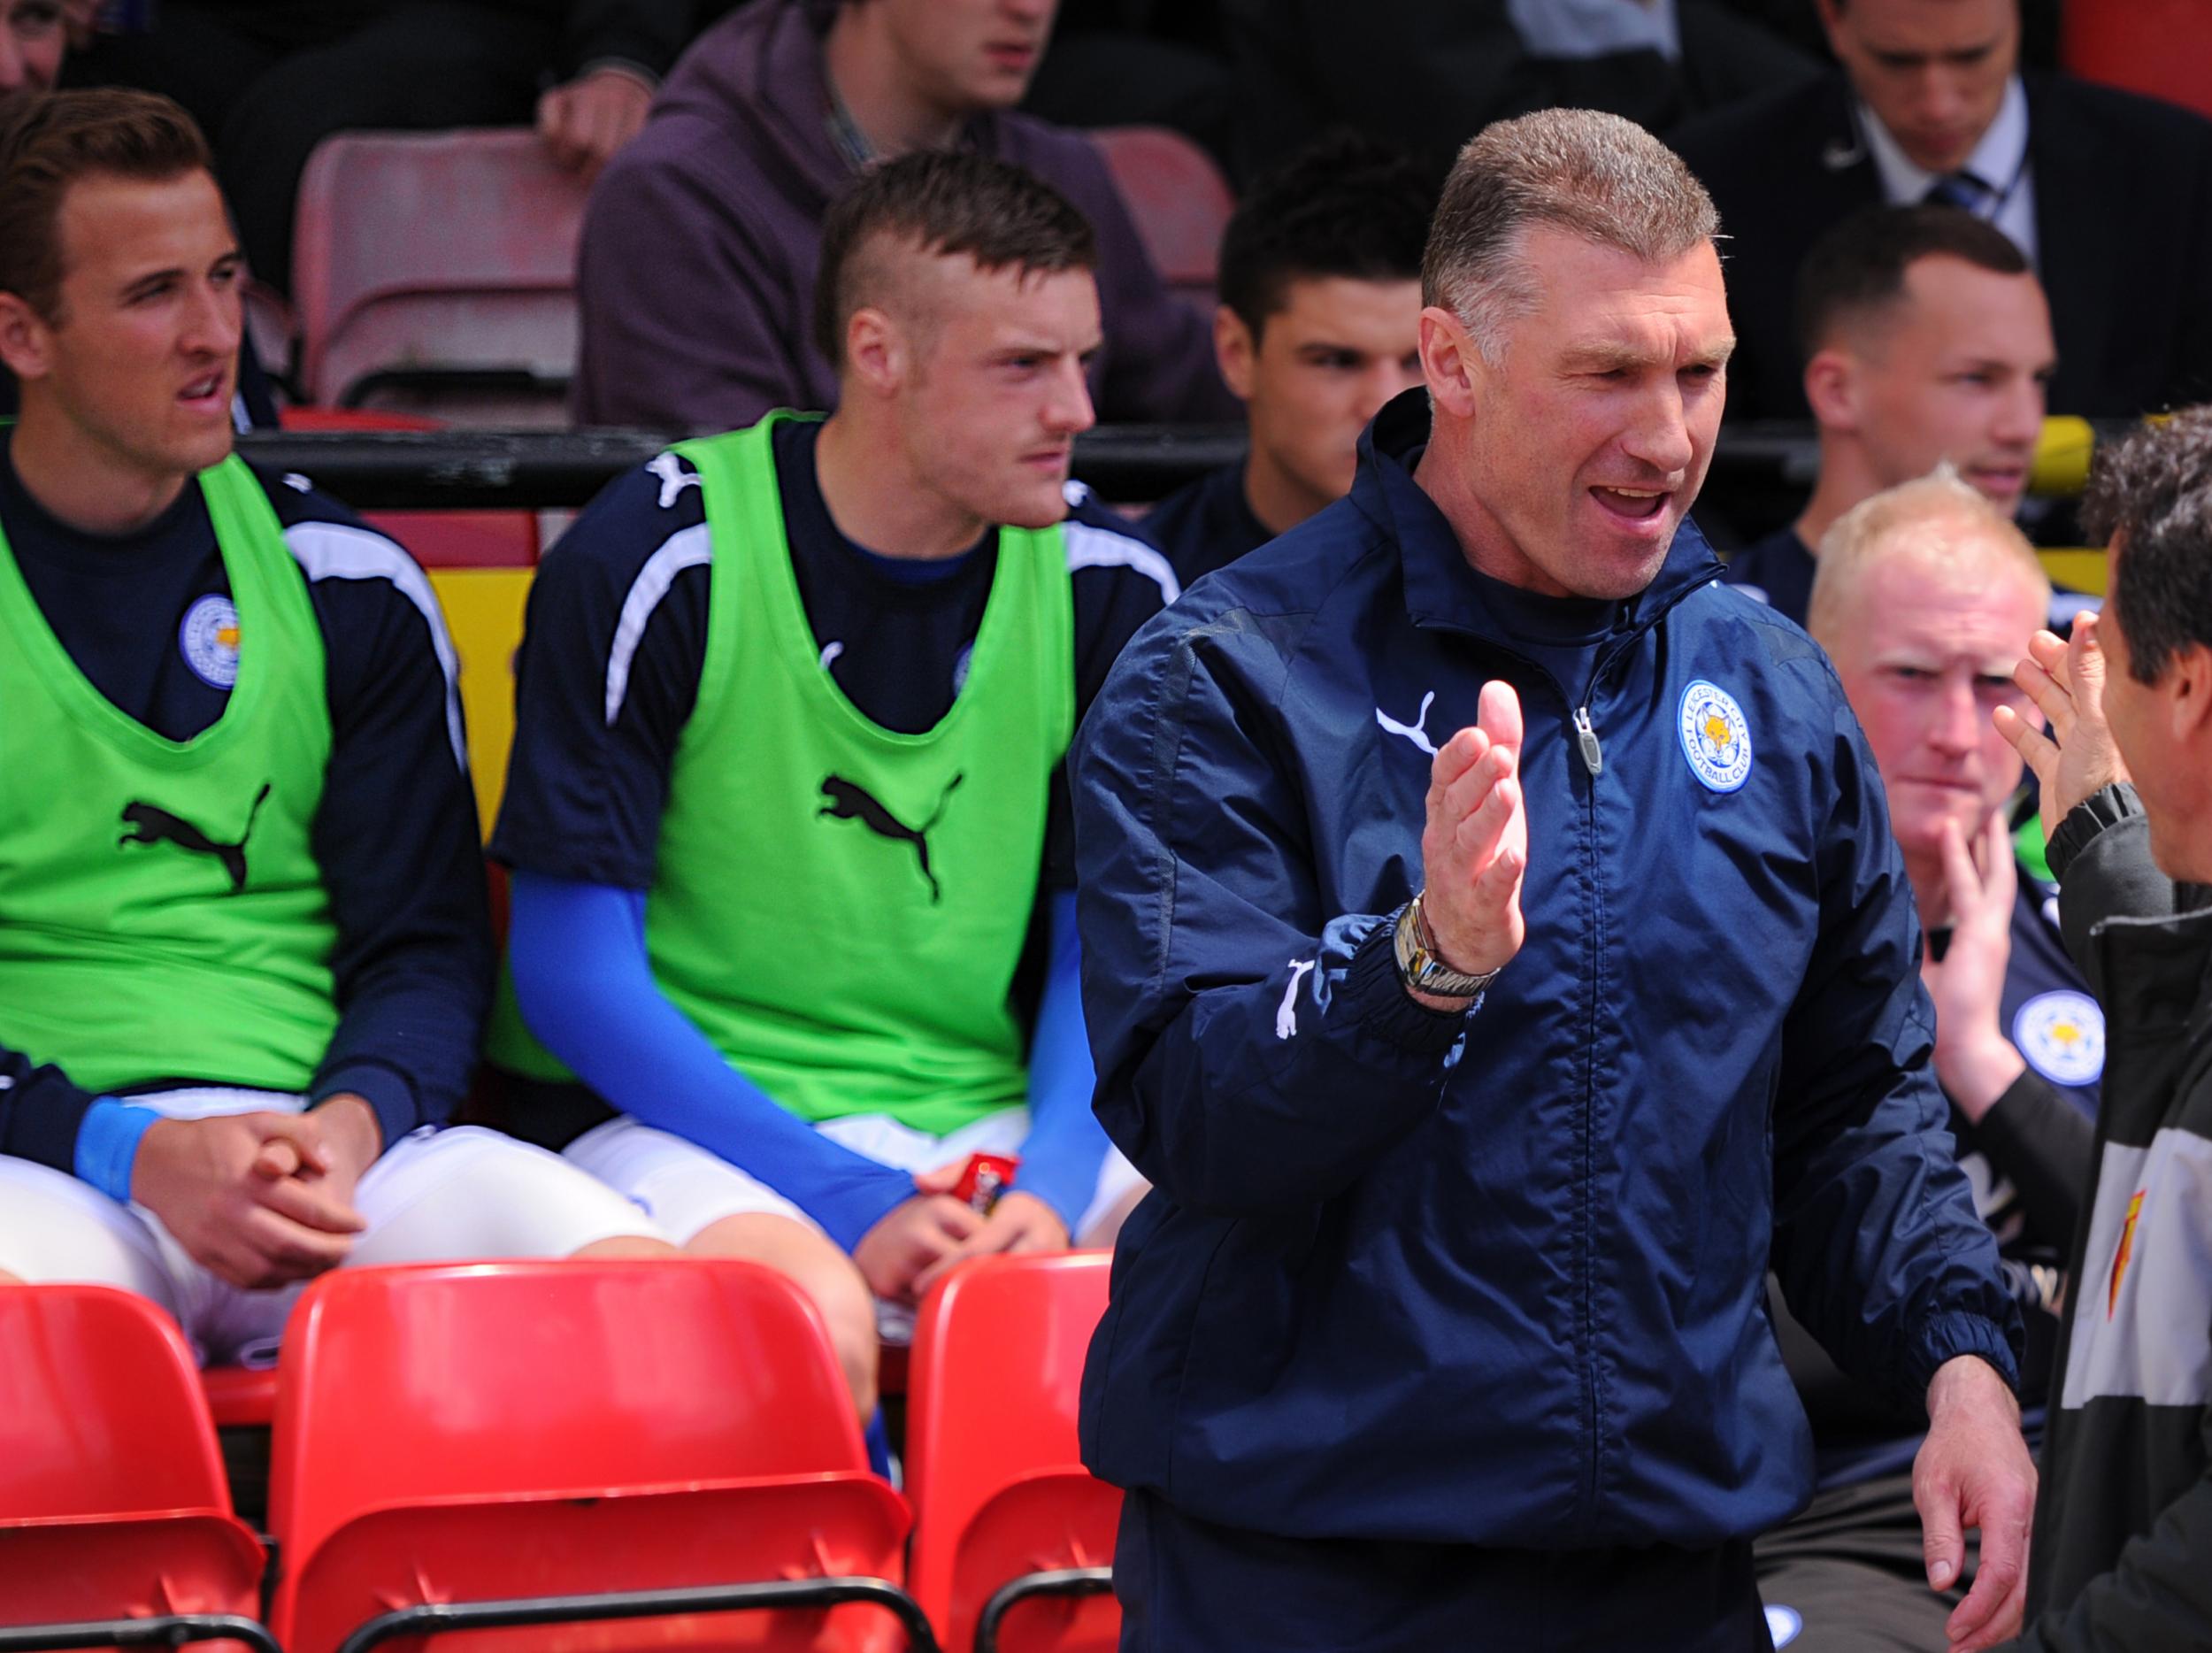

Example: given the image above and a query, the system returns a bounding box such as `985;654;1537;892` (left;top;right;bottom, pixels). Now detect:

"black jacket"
1672;70;2212;424
2016;786;2212;1649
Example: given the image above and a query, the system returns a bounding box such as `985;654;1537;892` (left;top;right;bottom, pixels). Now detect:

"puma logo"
818;773;963;903
647;452;703;510
1376;690;1440;757
118;783;272;894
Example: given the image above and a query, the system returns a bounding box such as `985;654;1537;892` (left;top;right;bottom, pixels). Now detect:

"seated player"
1145;134;1430;588
1725;204;2057;627
1754;471;2100;1648
486;151;1171;1423
0;91;669;1330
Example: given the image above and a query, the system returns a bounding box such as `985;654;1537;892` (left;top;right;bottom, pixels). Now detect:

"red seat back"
1089;127;1233;305
292;129;588;424
267;1261;917;1653
2063;0;2212;120
906;1254;1121;1653
0;1286;266;1640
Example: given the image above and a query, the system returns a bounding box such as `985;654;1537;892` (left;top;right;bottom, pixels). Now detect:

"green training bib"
489;413;1074;1135
0;457;339;1093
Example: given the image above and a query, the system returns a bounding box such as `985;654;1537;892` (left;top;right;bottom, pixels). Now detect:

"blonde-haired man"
1749;471;2099;1646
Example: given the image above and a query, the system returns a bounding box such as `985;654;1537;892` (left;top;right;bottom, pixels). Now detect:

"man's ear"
0;292;54;383
1215;304;1256;404
2167;640;2212;746
1418;305;1479;421
1803;347;1860;433
840;304;907;399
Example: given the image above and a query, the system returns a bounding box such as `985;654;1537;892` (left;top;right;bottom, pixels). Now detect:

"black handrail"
973;1565;1115;1653
0;1613;283;1652
328;1575;941;1653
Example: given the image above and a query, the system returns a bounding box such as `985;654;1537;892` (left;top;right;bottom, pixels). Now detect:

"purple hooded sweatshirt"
572;0;1233;430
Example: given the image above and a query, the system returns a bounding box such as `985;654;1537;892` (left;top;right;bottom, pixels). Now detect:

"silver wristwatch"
1394;892;1500;999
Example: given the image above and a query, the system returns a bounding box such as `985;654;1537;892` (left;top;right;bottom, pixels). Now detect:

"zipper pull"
1573;705;1603;778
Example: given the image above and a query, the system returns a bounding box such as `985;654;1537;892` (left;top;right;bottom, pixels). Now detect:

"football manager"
1072;108;2032;1650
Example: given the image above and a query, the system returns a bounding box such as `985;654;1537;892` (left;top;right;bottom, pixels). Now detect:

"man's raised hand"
1417;680;1528;994
1995;614;2130;842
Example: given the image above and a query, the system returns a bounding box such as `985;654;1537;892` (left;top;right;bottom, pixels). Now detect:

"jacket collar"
1350;389;1724;644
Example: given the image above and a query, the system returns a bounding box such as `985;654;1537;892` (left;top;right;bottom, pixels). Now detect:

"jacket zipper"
1572;706;1603;777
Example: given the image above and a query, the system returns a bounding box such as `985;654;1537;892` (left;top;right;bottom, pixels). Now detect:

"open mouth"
179;373;227;408
1590;485;1670;522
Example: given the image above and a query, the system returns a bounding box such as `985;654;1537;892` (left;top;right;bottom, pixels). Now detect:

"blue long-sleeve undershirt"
1017;889;1113;1234
506;874;1110;1248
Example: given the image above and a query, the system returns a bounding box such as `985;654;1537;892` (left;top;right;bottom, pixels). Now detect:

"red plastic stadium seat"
266;1260;932;1653
0;1286;273;1653
1089;127;1233;305
278;406;540;566
2063;0;2212;120
906;1253;1120;1653
201;1365;280;1429
291;129;588;425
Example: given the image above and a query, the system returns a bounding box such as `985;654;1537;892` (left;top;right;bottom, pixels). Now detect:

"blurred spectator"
1674;0;2212;424
1222;0;1820;187
1754;473;2097;1649
1997;408;2212;1650
1725;204;2056;627
572;0;1232;432
0;0;64;109
71;0;690;294
1146;134;1428;586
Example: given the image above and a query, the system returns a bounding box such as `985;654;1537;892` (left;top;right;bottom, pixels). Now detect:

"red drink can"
949;1152;1020;1213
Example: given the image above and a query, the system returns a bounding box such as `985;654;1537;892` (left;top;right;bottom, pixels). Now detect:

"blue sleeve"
505;871;917;1251
73;1098;161;1203
1013;890;1112;1233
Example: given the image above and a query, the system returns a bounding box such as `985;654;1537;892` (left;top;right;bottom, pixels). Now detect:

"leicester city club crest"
1678;680;1752;793
179;594;241;689
2013;989;2105;1088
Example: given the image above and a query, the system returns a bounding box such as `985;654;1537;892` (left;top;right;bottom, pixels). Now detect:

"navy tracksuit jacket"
1070;393;2020;1566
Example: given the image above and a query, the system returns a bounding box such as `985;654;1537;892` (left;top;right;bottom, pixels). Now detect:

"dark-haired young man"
1145;135;1431;588
1999;406;2212;1650
0;90;667;1327
486;150;1170;1424
1725;203;2056;627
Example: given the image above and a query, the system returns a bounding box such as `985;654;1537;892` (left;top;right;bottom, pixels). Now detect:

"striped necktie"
1924;171;1995;214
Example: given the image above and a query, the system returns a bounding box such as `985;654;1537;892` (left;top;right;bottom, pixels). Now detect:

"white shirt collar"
1860;74;2029;204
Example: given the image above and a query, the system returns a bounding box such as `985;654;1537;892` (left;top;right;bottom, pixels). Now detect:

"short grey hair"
1422;108;1720;364
1806;465;2051;647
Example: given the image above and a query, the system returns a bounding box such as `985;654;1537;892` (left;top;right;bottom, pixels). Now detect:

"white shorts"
566;1108;1145;1251
0;1087;662;1365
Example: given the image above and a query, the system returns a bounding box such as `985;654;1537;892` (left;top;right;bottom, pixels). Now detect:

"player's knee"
811;1258;881;1418
682;1215;879;1418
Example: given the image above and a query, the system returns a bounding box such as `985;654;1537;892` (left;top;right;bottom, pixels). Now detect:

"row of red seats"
0;1254;1120;1653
